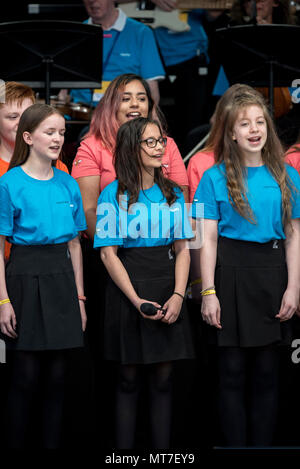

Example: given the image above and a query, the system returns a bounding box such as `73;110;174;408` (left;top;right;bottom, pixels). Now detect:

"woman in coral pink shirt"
72;73;188;240
285;143;300;174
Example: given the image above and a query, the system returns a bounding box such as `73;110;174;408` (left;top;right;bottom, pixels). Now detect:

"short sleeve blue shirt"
0;167;87;245
94;180;193;248
71;11;165;106
190;163;300;243
154;10;208;67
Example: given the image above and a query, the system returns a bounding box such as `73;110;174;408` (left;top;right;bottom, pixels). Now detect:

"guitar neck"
176;1;233;9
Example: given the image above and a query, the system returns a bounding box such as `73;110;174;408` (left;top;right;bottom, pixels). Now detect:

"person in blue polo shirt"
60;0;165;106
153;3;208;147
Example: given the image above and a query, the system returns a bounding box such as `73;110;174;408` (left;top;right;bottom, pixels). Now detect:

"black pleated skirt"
1;243;84;351
206;236;291;347
104;245;195;365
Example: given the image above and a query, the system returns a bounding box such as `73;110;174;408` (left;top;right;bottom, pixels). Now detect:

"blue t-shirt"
154;10;208;67
0;167;87;245
71;15;165;106
190;163;300;243
94;180;193;248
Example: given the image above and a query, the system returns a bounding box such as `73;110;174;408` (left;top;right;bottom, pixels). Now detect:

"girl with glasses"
70;74;189;419
94;117;194;449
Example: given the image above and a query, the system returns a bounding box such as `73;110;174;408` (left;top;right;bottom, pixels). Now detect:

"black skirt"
104;245;195;365
207;236;291;347
2;243;84;351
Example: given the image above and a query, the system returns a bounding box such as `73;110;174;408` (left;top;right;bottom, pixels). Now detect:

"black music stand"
0;20;103;103
214;24;300;115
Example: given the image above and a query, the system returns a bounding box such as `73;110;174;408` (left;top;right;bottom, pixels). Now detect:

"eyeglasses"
140;137;167;148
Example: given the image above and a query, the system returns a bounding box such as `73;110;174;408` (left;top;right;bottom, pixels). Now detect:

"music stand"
0;20;103;103
214;24;300;115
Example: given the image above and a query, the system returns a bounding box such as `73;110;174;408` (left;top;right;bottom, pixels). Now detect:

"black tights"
218;346;279;447
7;350;67;448
115;362;173;449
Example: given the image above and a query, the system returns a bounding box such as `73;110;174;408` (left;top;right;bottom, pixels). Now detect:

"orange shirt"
285;144;300;175
187;150;215;203
0;158;69;259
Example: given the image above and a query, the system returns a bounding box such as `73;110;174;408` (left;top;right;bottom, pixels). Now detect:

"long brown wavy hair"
213;85;294;224
203;83;265;153
114;117;179;207
87;74;167;153
9;104;65;170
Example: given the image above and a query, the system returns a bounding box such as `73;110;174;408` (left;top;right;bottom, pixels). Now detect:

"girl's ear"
22;131;32;145
232;134;236;141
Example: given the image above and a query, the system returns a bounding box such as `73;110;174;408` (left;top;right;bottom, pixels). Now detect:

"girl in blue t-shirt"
94;117;194;449
191;86;300;447
0;103;87;448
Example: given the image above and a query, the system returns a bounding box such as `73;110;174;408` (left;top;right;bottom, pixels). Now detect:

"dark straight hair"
114;117;179;207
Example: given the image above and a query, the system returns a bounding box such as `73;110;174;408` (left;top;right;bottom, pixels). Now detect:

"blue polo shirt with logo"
71;10;165;106
154;9;208;67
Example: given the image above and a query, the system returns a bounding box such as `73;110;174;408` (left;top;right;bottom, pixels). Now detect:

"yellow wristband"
201;289;216;296
200;285;215;294
190;277;202;287
0;298;10;306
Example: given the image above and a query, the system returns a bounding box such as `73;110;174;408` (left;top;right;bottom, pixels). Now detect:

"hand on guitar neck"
119;1;233;32
119;1;190;31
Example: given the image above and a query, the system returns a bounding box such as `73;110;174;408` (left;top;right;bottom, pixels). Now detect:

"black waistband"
118;245;176;281
217;236;286;268
7;243;72;276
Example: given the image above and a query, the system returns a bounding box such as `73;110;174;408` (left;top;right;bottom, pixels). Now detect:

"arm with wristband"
200;219;222;329
161;239;190;325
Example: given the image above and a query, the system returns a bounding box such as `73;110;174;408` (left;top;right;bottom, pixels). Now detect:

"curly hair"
213;85;294;224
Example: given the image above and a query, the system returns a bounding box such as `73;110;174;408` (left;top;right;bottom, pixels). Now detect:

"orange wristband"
78;295;87;302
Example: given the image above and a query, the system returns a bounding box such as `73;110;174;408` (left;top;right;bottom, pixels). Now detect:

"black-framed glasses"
140;137;167;148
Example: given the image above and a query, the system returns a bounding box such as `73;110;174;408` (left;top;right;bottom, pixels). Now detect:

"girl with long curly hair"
191;85;300;446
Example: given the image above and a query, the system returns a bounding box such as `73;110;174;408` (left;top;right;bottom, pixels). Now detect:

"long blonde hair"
213;86;293;224
204;83;264;153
